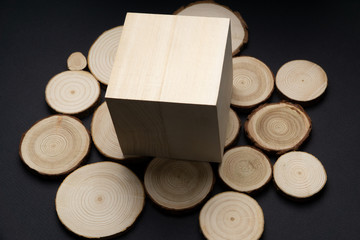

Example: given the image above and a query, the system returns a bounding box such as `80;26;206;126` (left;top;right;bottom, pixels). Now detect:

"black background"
1;0;360;239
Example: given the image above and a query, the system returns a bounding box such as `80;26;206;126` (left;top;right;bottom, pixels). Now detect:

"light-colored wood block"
106;13;233;162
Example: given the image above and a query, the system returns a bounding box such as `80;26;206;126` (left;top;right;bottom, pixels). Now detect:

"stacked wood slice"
225;108;240;149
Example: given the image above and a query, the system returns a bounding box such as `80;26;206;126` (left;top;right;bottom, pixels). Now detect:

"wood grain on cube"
225;108;240;149
45;70;100;115
19;115;90;176
276;60;328;102
56;161;145;238
67;52;87;71
231;56;274;108
144;158;214;211
245;102;311;154
200;191;264;240
175;1;248;55
88;26;123;85
273;151;327;199
219;146;272;193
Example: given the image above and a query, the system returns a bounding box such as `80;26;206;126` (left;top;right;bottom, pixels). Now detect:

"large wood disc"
67;52;87;71
225;108;240;149
245;102;311;154
174;1;248;55
19;115;90;176
219;146;272;193
199;191;264;240
231;56;274;108
45;70;100;115
276;60;328;102
88;26;123;85
144;158;214;211
56;161;145;238
273;151;327;199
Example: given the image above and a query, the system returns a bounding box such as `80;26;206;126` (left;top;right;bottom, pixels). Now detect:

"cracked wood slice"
88;26;123;85
56;161;145;238
273;151;327;199
219;146;272;193
67;52;87;71
225;108;240;149
276;60;328;103
45;70;100;115
144;158;214;211
245;102;311;154
174;1;248;56
231;56;274;108
200;191;264;240
19;115;90;176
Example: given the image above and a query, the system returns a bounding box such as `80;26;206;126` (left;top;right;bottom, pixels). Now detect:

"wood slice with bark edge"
224;108;240;149
199;191;264;240
88;26;123;85
231;56;275;109
45;70;100;115
273;151;327;199
19;115;90;176
276;60;328;103
244;102;311;154
144;158;214;211
219;146;272;193
56;161;145;239
174;0;248;56
67;52;87;71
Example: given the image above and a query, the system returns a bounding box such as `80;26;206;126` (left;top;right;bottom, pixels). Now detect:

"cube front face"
106;13;232;162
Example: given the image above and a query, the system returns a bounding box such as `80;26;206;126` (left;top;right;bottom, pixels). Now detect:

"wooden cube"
106;13;232;162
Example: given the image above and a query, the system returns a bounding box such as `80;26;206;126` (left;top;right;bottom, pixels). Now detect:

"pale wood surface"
224;108;240;148
19;115;90;176
67;52;87;71
56;161;145;238
199;191;264;240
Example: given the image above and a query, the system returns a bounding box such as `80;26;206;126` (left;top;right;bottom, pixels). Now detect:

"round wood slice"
276;60;328;102
19;115;90;176
67;52;87;71
273;151;327;199
88;26;123;85
245;102;311;154
45;70;100;115
56;161;145;238
199;191;264;240
225;108;240;149
144;158;214;211
219;146;272;193
231;56;274;108
174;1;248;56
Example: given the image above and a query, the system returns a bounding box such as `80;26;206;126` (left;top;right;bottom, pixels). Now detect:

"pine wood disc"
67;52;87;71
174;1;248;55
245;102;311;154
225;108;240;148
219;146;272;193
144;158;214;211
88;26;123;85
45;70;100;115
56;161;145;238
273;151;327;199
231;56;274;108
276;60;328;102
19;115;90;176
200;191;264;240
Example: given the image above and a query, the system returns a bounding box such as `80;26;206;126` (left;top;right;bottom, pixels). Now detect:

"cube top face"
106;13;230;106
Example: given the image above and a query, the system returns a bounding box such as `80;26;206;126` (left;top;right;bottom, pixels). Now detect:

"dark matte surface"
1;0;360;239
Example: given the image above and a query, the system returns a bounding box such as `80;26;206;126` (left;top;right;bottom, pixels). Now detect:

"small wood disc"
45;70;100;115
144;158;214;211
273;151;327;199
200;191;264;240
276;60;328;102
231;56;274;108
225;108;240;148
19;115;90;176
174;1;248;55
56;161;145;238
245;102;311;154
67;52;87;71
219;146;272;193
88;26;123;85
